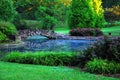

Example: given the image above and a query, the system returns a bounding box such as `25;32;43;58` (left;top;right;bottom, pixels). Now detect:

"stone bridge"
17;29;56;40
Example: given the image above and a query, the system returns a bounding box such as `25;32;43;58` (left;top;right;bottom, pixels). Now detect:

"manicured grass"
55;27;69;34
0;61;119;80
101;26;120;36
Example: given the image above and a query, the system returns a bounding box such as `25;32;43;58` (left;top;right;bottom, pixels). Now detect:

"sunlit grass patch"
0;61;119;80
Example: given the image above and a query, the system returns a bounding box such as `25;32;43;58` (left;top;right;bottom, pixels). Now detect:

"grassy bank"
55;26;120;36
55;27;69;34
101;26;120;36
0;61;119;80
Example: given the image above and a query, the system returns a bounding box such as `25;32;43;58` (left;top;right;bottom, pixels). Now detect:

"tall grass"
3;51;77;66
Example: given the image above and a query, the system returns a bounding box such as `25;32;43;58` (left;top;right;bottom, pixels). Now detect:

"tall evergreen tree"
68;0;105;29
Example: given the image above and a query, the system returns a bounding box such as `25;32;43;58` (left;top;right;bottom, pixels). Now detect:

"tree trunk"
50;25;54;33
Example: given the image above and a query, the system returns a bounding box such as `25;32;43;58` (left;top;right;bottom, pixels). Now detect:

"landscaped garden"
0;0;120;80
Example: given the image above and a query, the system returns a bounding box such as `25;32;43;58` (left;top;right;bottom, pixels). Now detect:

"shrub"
84;37;120;62
69;28;103;36
68;0;105;29
41;16;57;30
3;51;77;66
0;0;16;21
18;20;43;30
104;5;120;22
0;21;17;36
0;31;7;42
86;58;120;74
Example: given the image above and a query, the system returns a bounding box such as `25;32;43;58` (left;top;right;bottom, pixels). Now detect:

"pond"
0;36;97;52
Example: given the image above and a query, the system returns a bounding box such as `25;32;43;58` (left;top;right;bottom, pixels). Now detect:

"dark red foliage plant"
69;28;103;36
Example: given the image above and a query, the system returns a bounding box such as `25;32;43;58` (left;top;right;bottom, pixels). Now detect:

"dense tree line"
13;0;70;30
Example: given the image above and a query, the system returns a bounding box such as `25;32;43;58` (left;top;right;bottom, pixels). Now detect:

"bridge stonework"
17;29;56;40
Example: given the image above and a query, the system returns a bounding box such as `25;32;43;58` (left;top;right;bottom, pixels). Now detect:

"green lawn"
101;26;120;36
0;61;119;80
55;27;69;34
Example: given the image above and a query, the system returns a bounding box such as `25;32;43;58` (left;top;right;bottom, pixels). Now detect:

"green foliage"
18;20;43;30
68;0;105;29
14;0;42;20
86;58;120;74
13;14;22;30
0;31;7;42
35;3;58;29
3;51;77;66
14;0;69;30
0;0;16;21
13;0;43;30
84;37;120;62
68;0;95;28
0;21;17;36
91;0;106;27
42;16;57;29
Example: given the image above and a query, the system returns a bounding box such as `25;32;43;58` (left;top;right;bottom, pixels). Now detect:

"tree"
91;0;105;27
0;0;16;21
35;0;60;30
0;0;17;42
68;0;96;29
14;0;42;20
13;0;70;30
68;0;105;29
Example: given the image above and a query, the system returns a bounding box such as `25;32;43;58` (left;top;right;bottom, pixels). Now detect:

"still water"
0;36;97;52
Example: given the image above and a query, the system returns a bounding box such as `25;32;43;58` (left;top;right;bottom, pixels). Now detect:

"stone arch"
17;29;56;40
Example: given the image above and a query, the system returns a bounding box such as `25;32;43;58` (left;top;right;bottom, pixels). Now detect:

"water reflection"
0;36;97;52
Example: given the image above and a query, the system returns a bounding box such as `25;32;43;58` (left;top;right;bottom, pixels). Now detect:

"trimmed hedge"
69;28;103;36
86;58;120;74
3;51;77;66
